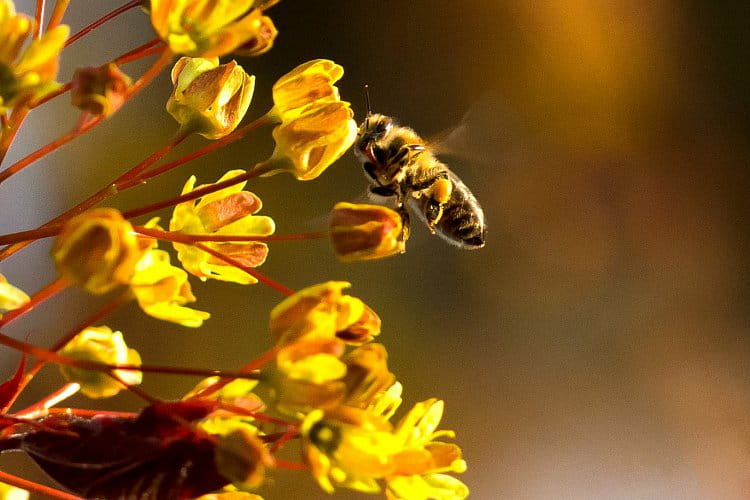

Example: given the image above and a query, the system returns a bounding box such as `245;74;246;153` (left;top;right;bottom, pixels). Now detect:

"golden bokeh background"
1;1;749;498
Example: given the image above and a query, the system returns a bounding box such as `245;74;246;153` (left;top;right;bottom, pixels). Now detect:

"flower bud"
51;208;144;295
71;63;131;116
58;325;142;398
330;202;405;262
267;101;357;181
0;273;29;317
150;0;270;57
233;15;277;57
269;281;381;346
215;428;274;488
271;59;344;117
167;57;255;139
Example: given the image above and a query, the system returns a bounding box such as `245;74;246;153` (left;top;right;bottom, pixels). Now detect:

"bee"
353;89;486;249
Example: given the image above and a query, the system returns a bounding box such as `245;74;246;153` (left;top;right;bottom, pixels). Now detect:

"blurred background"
2;1;750;498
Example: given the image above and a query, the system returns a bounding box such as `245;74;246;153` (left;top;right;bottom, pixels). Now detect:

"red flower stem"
0;225;62;246
14;382;80;417
118;114;273;189
0;49;174;261
29;39;166;109
116;128;192;185
135;226;329;244
188;346;280;400
46;407;138;418
122;163;272;220
8;292;132;410
0;107;30;165
34;0;45;38
111;372;160;404
114;40;165;65
0;470;84;500
65;0;143;47
193;242;295;296
270;428;300;453
30;81;74;108
119;363;261;380
274;459;308;471
0;114;102;186
0;277;68;328
46;0;70;31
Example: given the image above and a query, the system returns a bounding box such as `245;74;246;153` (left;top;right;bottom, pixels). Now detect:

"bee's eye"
375;121;388;133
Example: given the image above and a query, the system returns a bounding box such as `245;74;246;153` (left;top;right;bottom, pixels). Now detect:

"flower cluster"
0;1;469;499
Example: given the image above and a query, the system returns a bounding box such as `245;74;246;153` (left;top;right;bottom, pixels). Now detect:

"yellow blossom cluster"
0;1;470;498
0;0;68;113
261;282;468;498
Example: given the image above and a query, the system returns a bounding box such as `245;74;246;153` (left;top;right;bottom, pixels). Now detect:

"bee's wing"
427;94;526;165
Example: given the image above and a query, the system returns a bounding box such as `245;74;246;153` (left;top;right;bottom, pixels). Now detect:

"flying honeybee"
353;88;486;249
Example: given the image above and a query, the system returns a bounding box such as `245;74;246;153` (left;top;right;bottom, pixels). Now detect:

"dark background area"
1;1;750;498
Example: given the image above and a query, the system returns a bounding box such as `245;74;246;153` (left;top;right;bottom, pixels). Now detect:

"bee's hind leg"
396;202;410;245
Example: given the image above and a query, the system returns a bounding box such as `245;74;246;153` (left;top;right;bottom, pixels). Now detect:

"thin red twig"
0;277;68;328
0;470;84;500
65;0;142;47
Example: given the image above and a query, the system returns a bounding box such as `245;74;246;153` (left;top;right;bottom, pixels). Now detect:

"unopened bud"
71;63;131;116
58;325;142;399
51;208;144;294
330;202;405;262
234;15;277;57
167;57;254;139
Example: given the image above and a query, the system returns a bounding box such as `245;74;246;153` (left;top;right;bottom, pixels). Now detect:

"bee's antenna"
364;84;372;116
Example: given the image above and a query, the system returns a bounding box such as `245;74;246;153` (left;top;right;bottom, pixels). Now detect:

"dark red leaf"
0;355;25;412
1;400;228;499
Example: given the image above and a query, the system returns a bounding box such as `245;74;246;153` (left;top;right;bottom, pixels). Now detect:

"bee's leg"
396;202;410;244
424;199;444;233
369;185;398;198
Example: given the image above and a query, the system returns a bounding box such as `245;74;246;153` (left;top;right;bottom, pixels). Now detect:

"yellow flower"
215;428;274;489
386;399;468;500
149;0;270;57
167;57;255;139
264;60;357;181
301;407;400;494
0;481;28;500
51;208;146;295
270;337;347;414
330;202;405;262
130;248;210;327
58;325;142;399
0;273;29;318
170;170;275;284
269;281;381;347
71;63;132;117
0;0;68;112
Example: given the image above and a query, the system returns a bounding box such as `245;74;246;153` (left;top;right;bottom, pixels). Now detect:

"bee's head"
356;113;393;152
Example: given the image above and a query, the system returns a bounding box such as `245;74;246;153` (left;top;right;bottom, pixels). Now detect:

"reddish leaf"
2;400;228;499
0;355;25;412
